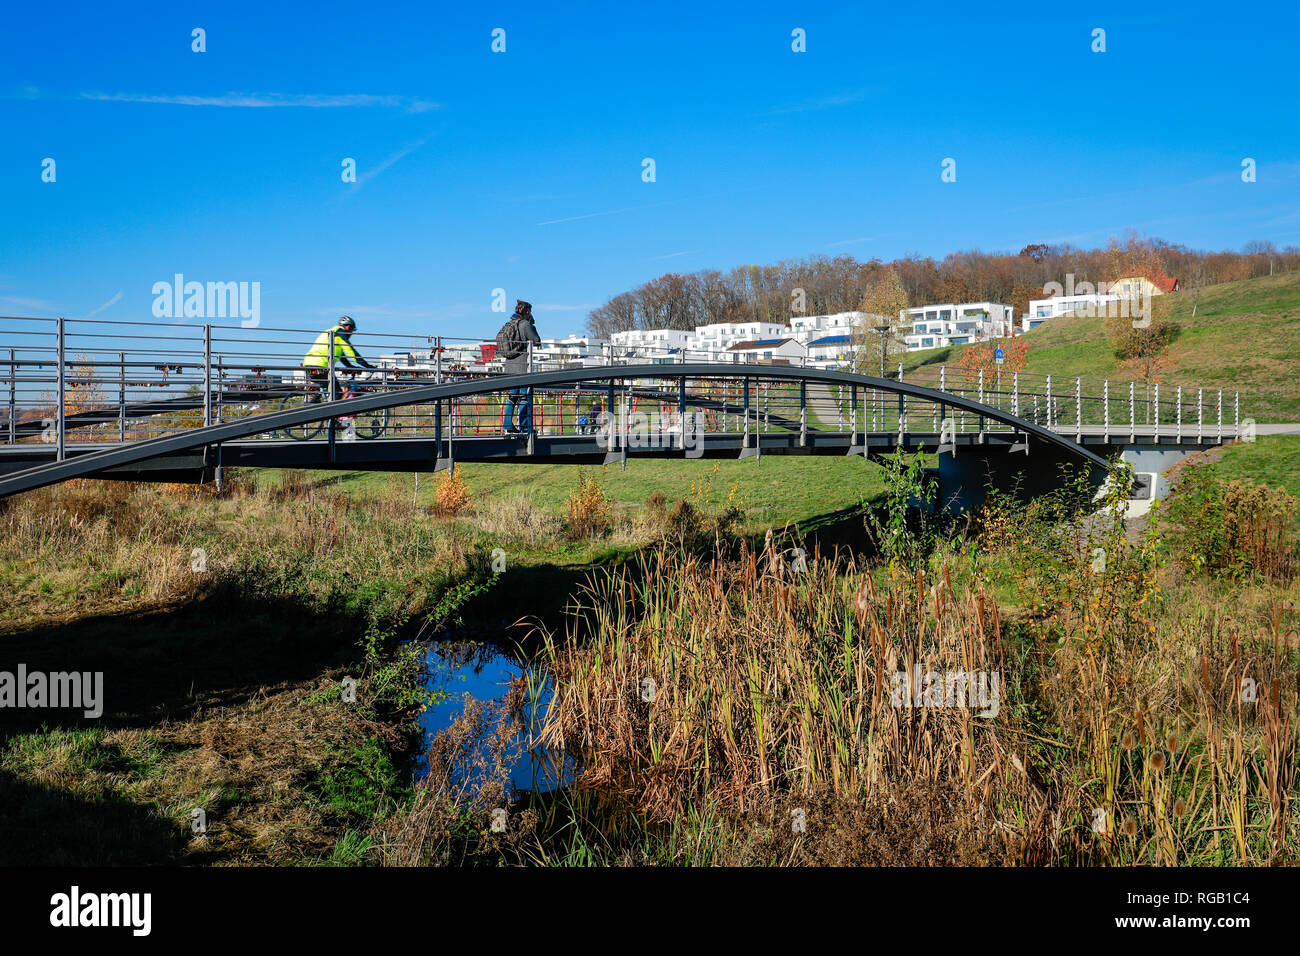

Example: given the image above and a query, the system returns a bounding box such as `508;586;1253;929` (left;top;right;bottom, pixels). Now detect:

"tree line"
585;234;1300;337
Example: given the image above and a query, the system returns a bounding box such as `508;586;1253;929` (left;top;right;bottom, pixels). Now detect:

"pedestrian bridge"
0;317;1246;508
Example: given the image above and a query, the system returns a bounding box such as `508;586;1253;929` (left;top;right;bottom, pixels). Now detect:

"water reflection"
416;640;572;794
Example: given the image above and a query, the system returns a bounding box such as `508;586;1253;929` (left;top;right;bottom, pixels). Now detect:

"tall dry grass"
530;527;1298;865
0;470;488;629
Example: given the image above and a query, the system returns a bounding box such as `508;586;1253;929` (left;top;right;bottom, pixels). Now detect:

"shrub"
564;470;612;539
432;470;472;517
1165;469;1297;580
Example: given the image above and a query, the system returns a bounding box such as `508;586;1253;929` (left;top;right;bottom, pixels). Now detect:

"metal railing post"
56;316;66;461
1012;371;1019;419
1217;389;1223;442
678;376;688;451
1075;377;1082;442
977;368;985;435
434;398;442;460
1153;382;1159;441
1045;374;1052;429
851;384;858;446
118;351;126;441
897;363;904;434
1129;381;1135;443
1234;391;1240;438
203;324;212;427
327;330;337;457
743;376;750;452
1197;387;1203;443
435;336;442;385
1102;379;1109;442
7;348;15;445
606;376;616;450
1176;385;1182;442
799;378;807;447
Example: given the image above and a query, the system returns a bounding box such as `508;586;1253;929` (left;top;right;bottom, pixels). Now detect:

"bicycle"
271;370;390;440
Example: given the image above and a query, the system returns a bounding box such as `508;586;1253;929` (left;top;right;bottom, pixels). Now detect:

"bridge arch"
0;364;1110;498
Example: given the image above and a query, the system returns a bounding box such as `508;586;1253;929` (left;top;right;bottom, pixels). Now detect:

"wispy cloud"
537;303;597;312
538;206;642;226
649;249;700;260
77;91;437;112
354;133;437;187
0;294;54;311
85;291;123;317
827;236;876;247
769;89;870;115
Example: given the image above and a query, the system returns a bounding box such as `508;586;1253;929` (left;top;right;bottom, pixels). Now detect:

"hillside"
904;270;1300;423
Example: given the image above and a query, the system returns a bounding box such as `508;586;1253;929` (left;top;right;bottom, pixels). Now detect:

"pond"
414;639;572;794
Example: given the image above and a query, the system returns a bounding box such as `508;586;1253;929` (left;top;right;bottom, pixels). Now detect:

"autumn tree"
1104;295;1180;386
852;270;909;375
955;336;1028;387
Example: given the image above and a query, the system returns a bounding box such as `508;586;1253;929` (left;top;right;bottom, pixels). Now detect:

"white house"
534;334;608;369
609;328;691;360
787;311;862;345
1022;293;1125;332
805;333;858;369
725;337;807;365
686;321;790;360
902;303;1015;351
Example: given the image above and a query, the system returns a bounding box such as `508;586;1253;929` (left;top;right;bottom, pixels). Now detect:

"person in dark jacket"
497;300;542;434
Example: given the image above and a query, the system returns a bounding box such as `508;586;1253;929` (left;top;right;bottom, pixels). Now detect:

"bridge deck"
0;312;1249;496
0;424;1229;486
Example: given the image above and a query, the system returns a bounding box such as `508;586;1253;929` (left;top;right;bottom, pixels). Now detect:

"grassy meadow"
2;272;1299;867
905;270;1300;423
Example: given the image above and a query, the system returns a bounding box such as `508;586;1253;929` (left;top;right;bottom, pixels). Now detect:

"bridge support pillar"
934;444;1107;515
1111;446;1204;516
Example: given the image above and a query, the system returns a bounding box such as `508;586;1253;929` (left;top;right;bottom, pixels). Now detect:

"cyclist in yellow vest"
302;315;376;384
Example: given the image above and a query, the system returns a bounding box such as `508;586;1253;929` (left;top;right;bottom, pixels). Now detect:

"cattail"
855;581;870;620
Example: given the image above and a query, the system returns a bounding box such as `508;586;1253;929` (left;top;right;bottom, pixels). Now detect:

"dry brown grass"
527;529;1299;865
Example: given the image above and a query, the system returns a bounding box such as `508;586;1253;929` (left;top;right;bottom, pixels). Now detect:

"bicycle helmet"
339;315;357;332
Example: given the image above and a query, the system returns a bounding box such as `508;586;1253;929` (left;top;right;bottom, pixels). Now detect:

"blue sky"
2;0;1298;341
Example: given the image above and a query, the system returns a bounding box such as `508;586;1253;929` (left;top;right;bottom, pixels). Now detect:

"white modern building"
609;328;691;360
901;303;1015;351
787;311;862;345
1022;293;1125;332
686;321;790;360
534;334;608;369
805;333;858;368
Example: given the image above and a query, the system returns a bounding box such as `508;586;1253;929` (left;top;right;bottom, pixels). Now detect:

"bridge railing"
0;316;1242;458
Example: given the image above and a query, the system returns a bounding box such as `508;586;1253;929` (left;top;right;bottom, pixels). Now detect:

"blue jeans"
504;388;531;432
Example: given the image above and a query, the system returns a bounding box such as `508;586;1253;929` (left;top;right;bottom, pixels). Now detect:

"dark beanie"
516;299;533;316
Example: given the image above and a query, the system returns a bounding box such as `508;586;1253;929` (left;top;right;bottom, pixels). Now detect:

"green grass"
317;455;890;532
903;270;1300;424
1203;434;1300;496
1187;434;1300;533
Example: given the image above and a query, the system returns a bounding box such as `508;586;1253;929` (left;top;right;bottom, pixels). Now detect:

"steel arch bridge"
1;363;1128;500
